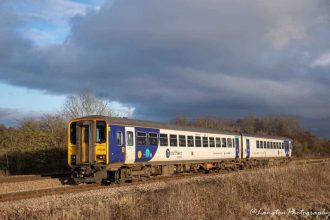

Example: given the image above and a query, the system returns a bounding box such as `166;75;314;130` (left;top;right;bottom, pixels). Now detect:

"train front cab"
68;119;108;182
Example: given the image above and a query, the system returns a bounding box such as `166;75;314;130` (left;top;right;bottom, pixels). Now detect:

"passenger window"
264;141;267;149
137;132;147;145
256;140;260;148
187;136;194;147
222;138;227;147
195;136;201;147
96;121;106;143
209;137;215;147
203;137;208;147
160;134;168;146
170;134;177;147
216;138;221;147
126;131;134;146
116;131;123;146
227;138;232;148
179;135;186;147
149;133;158;146
70;122;77;145
267;141;270;149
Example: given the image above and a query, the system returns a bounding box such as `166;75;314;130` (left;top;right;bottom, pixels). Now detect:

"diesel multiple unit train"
68;116;293;183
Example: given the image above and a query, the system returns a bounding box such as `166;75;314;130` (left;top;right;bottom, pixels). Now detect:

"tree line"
173;115;330;157
0;92;329;174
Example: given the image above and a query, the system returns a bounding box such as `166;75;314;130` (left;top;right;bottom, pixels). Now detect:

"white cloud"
311;52;330;67
11;0;105;45
267;16;307;49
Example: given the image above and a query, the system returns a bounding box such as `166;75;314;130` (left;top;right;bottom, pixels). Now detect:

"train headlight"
96;155;106;163
71;155;76;165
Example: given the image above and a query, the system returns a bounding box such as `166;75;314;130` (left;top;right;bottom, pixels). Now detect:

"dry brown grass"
2;163;330;220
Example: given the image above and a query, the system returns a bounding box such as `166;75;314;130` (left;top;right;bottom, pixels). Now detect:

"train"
68;115;293;183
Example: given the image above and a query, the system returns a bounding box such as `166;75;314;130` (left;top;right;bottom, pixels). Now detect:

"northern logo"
166;149;170;158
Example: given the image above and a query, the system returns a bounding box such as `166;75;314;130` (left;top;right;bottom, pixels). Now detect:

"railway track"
0;157;329;203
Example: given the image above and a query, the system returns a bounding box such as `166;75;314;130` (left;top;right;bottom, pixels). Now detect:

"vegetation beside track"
1;162;329;220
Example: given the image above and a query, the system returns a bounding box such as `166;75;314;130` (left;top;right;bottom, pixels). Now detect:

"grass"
2;163;330;220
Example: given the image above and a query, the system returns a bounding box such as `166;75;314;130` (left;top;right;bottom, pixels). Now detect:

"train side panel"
149;129;239;162
242;135;291;159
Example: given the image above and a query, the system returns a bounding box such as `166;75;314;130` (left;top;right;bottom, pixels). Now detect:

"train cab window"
116;131;123;146
203;137;208;147
216;138;221;147
267;142;270;149
179;135;186;147
195;136;201;147
126;131;134;146
149;133;158;146
222;138;227;147
96;121;106;143
170;134;177;147
160;134;168;146
227;138;233;148
187;136;194;147
137;132;147;145
209;137;215;147
70;122;77;145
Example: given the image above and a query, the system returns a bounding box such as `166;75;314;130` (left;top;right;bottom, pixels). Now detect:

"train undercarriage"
71;157;291;184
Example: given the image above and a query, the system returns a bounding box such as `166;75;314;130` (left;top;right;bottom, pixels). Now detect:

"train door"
235;137;240;159
246;139;250;159
109;125;126;163
76;120;95;164
284;141;289;157
125;127;135;164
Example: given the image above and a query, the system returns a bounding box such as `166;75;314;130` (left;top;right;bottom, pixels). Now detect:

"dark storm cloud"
1;0;330;137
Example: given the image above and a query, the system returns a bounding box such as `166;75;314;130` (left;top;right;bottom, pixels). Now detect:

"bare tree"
62;91;114;119
173;115;190;126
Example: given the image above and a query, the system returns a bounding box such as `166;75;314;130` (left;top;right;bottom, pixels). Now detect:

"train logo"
145;148;151;158
137;150;142;159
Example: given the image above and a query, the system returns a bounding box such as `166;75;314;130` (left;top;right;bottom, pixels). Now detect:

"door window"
127;131;134;146
83;126;89;144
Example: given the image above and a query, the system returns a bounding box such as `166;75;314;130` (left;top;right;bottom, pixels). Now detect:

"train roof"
74;115;292;141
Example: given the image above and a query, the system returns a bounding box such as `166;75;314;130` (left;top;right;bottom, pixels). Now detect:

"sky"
0;0;330;138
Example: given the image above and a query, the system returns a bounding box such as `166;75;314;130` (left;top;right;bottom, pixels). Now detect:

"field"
0;162;329;220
